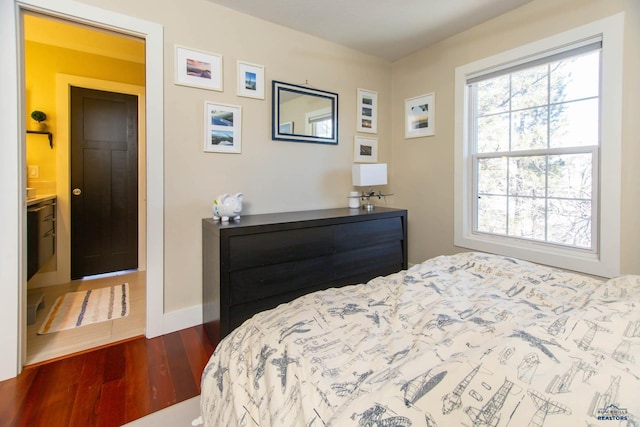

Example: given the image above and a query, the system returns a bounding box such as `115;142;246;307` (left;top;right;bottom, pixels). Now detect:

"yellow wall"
24;14;144;186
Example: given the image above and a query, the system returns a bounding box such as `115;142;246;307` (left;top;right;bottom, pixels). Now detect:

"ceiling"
205;0;534;61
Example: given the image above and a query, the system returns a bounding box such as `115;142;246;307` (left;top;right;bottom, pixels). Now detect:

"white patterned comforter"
200;252;640;426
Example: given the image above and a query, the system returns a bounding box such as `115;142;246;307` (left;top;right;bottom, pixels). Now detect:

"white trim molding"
0;0;164;380
0;0;23;382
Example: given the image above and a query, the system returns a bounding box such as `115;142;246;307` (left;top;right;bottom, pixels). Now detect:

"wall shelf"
26;130;53;149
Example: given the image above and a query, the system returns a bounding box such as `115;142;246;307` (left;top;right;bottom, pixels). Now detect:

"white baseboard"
162;304;202;335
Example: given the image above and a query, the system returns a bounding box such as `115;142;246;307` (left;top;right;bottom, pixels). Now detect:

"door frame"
0;0;164;380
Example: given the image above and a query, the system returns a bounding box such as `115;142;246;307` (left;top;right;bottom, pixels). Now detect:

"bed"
200;252;640;426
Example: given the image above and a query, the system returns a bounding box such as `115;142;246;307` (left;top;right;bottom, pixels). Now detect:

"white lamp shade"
352;163;388;186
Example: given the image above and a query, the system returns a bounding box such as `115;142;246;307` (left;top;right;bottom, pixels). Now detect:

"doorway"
70;87;139;279
1;0;164;380
23;13;147;363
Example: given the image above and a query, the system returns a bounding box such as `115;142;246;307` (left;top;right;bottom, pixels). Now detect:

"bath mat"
38;283;129;334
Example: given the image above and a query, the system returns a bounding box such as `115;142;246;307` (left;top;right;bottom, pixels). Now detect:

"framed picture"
405;92;435;138
237;60;265;99
357;88;377;133
204;102;241;153
353;136;378;163
175;45;223;91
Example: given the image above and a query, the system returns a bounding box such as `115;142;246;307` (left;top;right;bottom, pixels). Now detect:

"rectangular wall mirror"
272;80;338;144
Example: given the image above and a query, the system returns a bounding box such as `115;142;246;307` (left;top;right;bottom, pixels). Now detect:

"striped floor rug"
38;283;129;335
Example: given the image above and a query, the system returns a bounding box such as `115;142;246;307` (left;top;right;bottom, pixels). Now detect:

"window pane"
511;107;548;151
547;199;592;247
548;154;592;199
312;118;332;137
550;99;599;148
508;197;546;240
477;195;506;234
477;113;509;152
478;158;507;194
550;51;600;103
511;65;548;110
470;42;600;253
508;156;546;197
477;75;510;116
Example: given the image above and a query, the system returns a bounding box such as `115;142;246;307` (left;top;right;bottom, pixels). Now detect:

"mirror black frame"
272;80;338;145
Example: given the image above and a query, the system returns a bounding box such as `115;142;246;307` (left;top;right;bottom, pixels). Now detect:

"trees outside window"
454;14;624;277
472;50;600;249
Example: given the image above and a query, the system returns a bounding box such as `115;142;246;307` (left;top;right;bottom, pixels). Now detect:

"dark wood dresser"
202;207;408;341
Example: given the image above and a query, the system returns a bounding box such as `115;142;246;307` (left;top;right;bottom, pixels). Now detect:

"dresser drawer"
334;217;403;251
228;227;333;270
229;283;328;332
229;255;333;305
334;241;404;278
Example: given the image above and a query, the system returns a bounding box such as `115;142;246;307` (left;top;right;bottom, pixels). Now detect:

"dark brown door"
70;87;138;279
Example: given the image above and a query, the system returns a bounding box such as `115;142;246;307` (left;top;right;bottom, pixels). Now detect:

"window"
305;108;333;138
454;14;623;277
473;43;600;249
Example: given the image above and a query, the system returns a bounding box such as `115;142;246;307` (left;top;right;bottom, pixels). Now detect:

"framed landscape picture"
237;60;265;99
175;45;223;91
357;88;377;133
405;92;435;138
354;135;378;163
204;102;241;153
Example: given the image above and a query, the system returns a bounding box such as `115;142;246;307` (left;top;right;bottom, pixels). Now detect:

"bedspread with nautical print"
200;252;640;426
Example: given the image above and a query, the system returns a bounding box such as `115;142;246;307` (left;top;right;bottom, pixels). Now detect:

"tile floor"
26;270;146;365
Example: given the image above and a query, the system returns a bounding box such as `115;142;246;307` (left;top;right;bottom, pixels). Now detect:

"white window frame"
454;13;624;278
305;107;333;137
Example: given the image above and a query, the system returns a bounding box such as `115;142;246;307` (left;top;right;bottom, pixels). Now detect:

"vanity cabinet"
27;198;56;280
202;207;408;341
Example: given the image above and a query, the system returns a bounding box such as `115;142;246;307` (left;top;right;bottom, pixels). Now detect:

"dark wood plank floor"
0;325;216;427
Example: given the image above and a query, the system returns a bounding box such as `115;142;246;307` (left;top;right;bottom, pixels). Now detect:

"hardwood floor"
0;325;216;427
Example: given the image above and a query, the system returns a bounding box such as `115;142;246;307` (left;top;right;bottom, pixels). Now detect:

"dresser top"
203;206;406;232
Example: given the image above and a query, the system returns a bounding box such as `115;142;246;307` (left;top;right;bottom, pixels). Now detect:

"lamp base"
362;203;375;211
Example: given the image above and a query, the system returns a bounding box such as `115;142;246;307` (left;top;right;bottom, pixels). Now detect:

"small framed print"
357;88;377;133
405;92;435;138
354;135;378;163
204;102;241;153
175;45;223;91
237;60;265;99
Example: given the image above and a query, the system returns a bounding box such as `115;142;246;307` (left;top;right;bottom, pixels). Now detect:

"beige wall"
76;0;393;312
391;0;640;274
69;0;639;316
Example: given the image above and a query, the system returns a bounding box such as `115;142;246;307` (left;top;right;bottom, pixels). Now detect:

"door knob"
72;188;82;196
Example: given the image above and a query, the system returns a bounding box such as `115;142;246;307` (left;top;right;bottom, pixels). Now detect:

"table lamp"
352;163;388;211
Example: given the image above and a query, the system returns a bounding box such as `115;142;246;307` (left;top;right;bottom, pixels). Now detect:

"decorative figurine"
213;193;243;222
